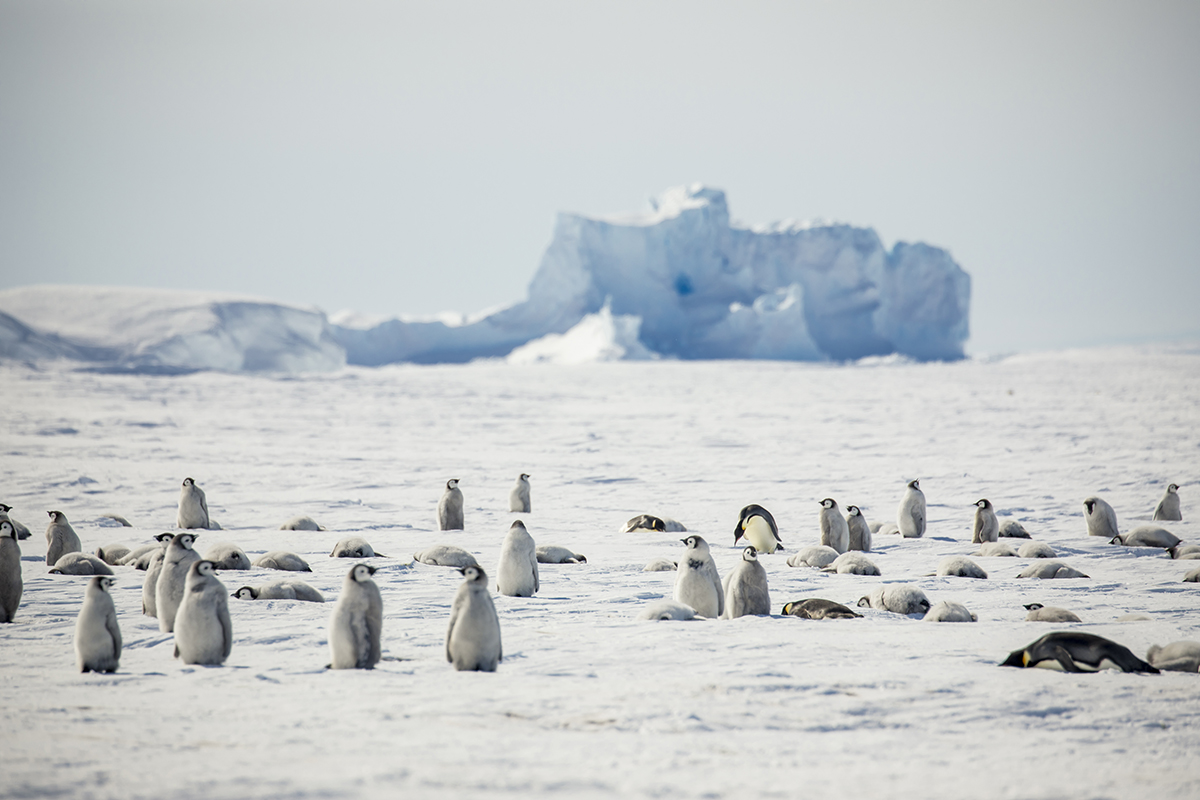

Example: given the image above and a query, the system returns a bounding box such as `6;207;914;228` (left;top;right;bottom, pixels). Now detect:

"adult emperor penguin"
0;520;22;623
174;561;232;666
156;532;201;632
722;546;771;619
819;499;849;554
972;499;999;544
898;480;926;538
846;506;871;552
1001;632;1158;673
75;576;121;673
45;511;81;566
509;474;531;514
177;478;212;530
1083;496;1119;538
1153;483;1182;521
781;598;862;620
673;535;723;618
446;565;503;671
0;504;31;539
438;479;464;530
329;563;383;669
734;504;784;554
497;520;539;597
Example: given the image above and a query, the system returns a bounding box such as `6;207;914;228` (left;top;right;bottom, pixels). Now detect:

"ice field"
2;344;1199;799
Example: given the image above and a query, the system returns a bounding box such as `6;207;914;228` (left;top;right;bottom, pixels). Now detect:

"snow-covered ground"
2;344;1199;799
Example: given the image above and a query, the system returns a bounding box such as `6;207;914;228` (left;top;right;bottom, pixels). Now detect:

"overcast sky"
1;0;1197;355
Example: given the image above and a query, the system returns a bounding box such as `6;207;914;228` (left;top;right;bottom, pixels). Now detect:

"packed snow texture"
2;345;1198;799
0;286;345;374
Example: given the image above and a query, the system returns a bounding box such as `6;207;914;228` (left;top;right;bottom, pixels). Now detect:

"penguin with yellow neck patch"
1001;632;1158;673
733;504;783;554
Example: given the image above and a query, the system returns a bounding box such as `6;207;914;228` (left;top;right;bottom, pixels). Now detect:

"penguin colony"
0;476;1193;682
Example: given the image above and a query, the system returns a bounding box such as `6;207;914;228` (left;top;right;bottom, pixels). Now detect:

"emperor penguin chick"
75;576;122;673
438;479;464;530
0;504;31;539
156;532;201;632
673;535;723;619
141;534;175;617
722;546;771;619
734;505;784;554
1153;483;1182;522
45;511;81;566
0;521;23;623
173;561;232;666
846;506;871;552
329;563;383;669
972;499;999;544
898;480;926;538
819;499;849;553
177;478;212;529
509;473;531;514
446;565;503;671
1083;496;1118;538
497;520;539;597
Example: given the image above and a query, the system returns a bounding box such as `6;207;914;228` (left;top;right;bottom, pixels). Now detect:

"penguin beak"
679;538;688;545
366;566;377;575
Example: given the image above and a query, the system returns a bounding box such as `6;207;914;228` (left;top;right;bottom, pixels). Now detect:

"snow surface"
2;344;1199;799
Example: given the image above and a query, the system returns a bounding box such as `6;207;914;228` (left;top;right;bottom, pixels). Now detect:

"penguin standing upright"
75;576;122;673
509;474;531;514
973;499;999;543
819;499;849;553
177;478;212;529
45;511;81;566
733;505;784;554
673;535;723;618
446;565;503;671
722;546;771;619
497;520;539;597
1153;484;1182;521
0;520;22;623
329;564;383;669
173;561;232;666
438;479;464;530
898;480;926;538
1083;496;1119;538
141;533;175;617
846;506;871;552
0;504;31;539
156;533;201;632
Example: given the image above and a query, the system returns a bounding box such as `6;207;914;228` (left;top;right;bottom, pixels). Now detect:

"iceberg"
506;303;658;365
334;184;970;365
0;286;345;374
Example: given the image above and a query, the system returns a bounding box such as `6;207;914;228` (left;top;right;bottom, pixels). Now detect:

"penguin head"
975;499;990;509
155;532;175;543
741;546;758;562
681;535;707;552
233;587;258;600
350;563;377;582
48;510;64;522
0;503;11;513
1023;603;1044;611
193;560;217;578
820;498;836;510
0;521;13;539
510;520;527;531
446;479;459;490
520;473;530;481
182;477;194;487
999;648;1029;668
175;533;198;550
98;576;116;593
1168;483;1179;493
846;505;861;517
1109;534;1124;545
647;517;665;532
574;554;587;563
781;602;794;615
1083;498;1096;514
907;479;920;490
459;565;488;585
856;596;871;608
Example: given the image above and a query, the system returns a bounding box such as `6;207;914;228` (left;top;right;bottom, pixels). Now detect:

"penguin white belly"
75;607;117;666
175;605;226;664
674;568;719;618
742;518;777;554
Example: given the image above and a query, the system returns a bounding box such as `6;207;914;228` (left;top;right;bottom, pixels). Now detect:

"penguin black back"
1001;632;1158;673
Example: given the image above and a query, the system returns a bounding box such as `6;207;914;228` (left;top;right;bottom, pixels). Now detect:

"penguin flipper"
1052;646;1084;673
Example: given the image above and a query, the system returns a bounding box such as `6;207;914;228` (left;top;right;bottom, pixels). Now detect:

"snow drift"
335;185;970;365
0;286;345;374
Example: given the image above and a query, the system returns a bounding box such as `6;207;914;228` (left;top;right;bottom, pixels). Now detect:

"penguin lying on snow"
637;600;696;621
535;545;586;564
233;580;324;603
822;551;880;575
1145;641;1200;672
1001;632;1158;673
413;545;479;568
1024;603;1081;622
781;599;861;620
1111;526;1181;550
330;536;380;558
253;551;311;572
786;546;839;569
924;600;976;622
622;514;666;533
50;553;114;576
279;515;325;531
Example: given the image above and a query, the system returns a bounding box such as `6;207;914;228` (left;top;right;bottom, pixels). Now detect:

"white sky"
1;0;1197;354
